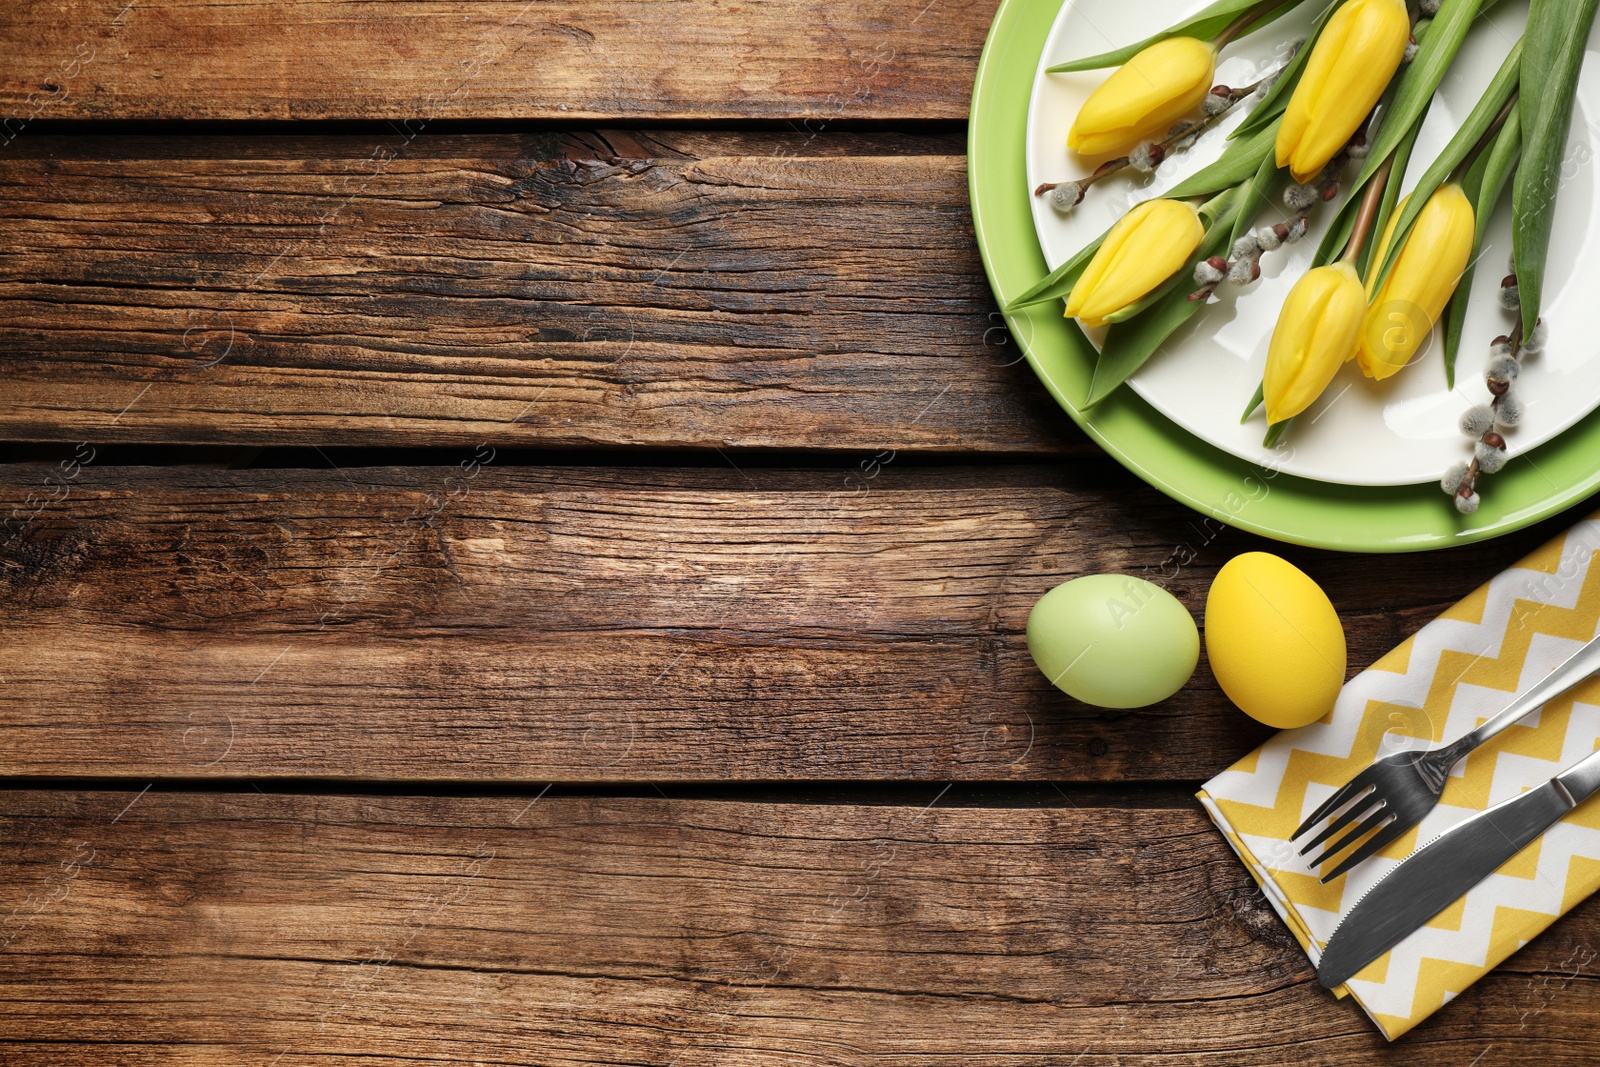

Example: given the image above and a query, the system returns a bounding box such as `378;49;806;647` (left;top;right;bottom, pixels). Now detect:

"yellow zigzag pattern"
1375;847;1600;1028
1199;516;1600;1040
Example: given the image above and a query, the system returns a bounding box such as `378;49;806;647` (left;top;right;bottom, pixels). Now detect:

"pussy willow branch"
1034;70;1277;199
1455;333;1517;502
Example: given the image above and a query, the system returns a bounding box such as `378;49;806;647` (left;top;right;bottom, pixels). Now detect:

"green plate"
968;0;1600;553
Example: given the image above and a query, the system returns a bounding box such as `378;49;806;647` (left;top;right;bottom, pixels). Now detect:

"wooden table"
1;2;1596;1062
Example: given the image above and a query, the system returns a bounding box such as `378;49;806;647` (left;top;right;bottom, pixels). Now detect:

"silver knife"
1317;744;1600;989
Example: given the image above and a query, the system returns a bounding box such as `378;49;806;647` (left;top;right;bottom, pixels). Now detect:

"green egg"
1026;574;1199;709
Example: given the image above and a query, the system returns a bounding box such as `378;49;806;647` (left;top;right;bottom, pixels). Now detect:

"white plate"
1026;0;1600;486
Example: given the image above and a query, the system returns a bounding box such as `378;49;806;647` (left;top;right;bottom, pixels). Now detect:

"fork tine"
1304;803;1391;871
1292;767;1380;841
1319;818;1410;884
1297;790;1379;857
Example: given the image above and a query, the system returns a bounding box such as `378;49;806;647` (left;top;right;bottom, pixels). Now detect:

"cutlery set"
1296;632;1600;988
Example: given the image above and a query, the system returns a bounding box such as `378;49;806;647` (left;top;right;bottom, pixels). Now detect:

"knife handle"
1462;632;1600;753
1556;746;1600;806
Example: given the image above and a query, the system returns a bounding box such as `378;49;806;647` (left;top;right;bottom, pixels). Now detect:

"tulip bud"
1263;262;1366;424
1068;37;1216;158
1275;0;1410;182
1356;184;1475;381
1065;199;1206;329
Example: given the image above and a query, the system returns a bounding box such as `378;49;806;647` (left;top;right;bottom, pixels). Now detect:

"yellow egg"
1204;553;1347;728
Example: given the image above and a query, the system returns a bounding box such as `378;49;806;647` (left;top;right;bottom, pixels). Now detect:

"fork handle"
1451;631;1600;760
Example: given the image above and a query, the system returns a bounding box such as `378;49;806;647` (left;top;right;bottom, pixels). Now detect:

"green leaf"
1241;380;1266;422
1513;0;1600;333
1474;116;1523;252
1046;0;1306;72
1230;151;1287;249
1263;416;1294;448
1443;110;1521;387
1441;150;1493;388
1001;227;1107;310
1101;282;1176;325
1195;186;1243;226
1085;186;1245;404
1369;39;1522;294
1164;119;1281;200
1312;191;1360;268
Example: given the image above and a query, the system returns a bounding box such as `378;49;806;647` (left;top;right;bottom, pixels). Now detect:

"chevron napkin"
1198;513;1600;1039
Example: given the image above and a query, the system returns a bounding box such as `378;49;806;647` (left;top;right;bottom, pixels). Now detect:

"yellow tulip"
1068;37;1216;158
1264;261;1366;424
1356;184;1475;380
1275;0;1410;182
1065;199;1206;328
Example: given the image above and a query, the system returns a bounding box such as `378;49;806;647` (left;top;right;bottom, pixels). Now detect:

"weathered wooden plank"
2;790;1595;1062
0;461;1578;782
0;131;1075;454
0;0;989;122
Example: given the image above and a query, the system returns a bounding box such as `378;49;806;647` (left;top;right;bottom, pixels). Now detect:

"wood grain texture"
2;789;1595;1063
0;0;989;121
0;131;1076;454
0;461;1580;783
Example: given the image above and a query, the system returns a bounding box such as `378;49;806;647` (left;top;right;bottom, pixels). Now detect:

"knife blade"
1317;744;1600;990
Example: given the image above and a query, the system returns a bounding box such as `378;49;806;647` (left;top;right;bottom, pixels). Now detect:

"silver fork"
1293;630;1600;883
